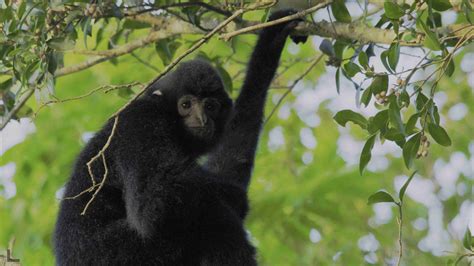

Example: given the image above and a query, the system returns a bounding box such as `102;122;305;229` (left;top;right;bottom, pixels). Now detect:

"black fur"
54;10;303;266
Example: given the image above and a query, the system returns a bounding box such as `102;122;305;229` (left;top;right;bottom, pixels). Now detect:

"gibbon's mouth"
187;126;214;139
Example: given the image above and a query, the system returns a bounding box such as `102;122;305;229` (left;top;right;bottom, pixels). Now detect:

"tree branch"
123;1;234;18
55;16;201;77
220;0;333;41
297;21;473;46
56;5;472;78
3;1;470;130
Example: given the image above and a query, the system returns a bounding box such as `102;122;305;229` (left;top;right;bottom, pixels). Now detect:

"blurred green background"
1;10;473;266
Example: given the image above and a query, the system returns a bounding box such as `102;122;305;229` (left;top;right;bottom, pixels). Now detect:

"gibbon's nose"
194;104;208;126
197;111;208;126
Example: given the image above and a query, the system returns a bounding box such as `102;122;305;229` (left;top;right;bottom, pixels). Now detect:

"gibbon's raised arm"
206;10;305;189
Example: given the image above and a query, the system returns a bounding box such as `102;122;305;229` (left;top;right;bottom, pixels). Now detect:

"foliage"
1;0;473;265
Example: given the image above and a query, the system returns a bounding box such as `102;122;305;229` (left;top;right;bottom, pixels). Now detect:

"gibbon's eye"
181;101;191;109
204;99;220;113
205;102;214;111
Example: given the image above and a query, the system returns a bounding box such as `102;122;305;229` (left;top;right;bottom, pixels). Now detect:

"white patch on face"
153;90;163;96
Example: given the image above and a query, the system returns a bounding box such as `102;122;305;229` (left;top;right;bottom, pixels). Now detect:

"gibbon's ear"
152;90;163;96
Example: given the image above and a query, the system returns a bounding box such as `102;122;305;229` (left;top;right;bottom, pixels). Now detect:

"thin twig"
122;2;234;18
79;115;118;215
33;82;143;117
63;183;100;200
131;52;160;72
81;153;110;215
264;54;325;125
397;202;403;266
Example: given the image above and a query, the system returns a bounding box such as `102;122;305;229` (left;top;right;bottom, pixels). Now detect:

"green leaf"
368;190;396;205
358;51;369;69
183;6;201;26
0;78;13;91
65;26;78;45
463;228;472;251
216;66;233;94
431;0;453;11
381;50;393;73
384;128;405;142
123;19;150;29
117;87;134;99
368;75;388;95
24;57;39;77
319;39;335;57
195;51;211;62
446;258;455;266
0;6;13;23
94;27;104;50
155;40;172;65
17;1;26;19
360;134;376;175
110;4;123;18
427;123;451;146
3;91;15;110
336;68;341;94
331;0;352;23
445;58;455;77
361;87;372;107
46;37;76;51
108;29;124;50
463;0;474;23
429;102;441;125
64;10;83;25
16;104;32;118
427;12;442;28
0;45;12;59
82;16;92;48
398;90;410;108
333;40;347;60
366;43;375;58
47;52;58;74
333;110;368;129
388;43;400;71
403;32;417;42
399;171;417;201
384;2;405;19
155;39;180;65
403;132;421;169
405;113;420;134
416;93;429;112
389;98;405;135
260;8;270;22
343;62;361;77
368;110;389;134
418;19;442;50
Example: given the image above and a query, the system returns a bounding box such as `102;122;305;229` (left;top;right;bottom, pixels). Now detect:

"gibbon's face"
177;94;223;141
148;60;233;148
